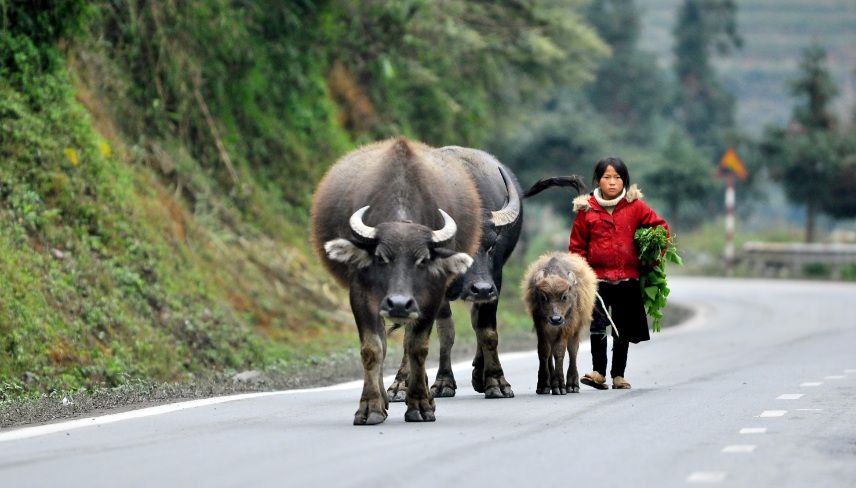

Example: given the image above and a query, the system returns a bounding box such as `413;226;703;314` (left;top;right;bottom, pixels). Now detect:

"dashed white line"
796;408;823;412
777;394;804;400
739;427;767;434
758;410;787;418
687;472;727;483
845;369;856;374
800;382;823;387
722;445;756;453
824;375;845;380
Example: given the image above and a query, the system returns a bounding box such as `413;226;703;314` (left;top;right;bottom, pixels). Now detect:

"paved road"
1;277;855;488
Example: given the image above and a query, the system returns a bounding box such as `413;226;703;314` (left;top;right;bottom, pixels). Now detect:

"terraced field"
637;0;856;132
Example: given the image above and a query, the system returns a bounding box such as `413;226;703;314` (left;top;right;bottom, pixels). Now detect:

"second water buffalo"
387;146;523;400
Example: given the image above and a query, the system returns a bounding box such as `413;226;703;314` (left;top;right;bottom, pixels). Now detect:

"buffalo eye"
376;253;390;265
538;292;547;303
414;256;426;268
561;293;568;302
486;244;496;257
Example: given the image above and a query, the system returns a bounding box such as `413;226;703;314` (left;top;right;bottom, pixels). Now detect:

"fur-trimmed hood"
573;184;643;212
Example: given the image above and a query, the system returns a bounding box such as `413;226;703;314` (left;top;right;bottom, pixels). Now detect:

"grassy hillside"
0;2;361;399
1;1;606;403
638;0;856;132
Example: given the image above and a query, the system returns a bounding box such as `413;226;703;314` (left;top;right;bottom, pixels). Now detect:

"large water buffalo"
310;137;482;425
386;146;523;401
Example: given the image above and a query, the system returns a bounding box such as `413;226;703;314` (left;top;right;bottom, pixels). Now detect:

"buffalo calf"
522;252;596;394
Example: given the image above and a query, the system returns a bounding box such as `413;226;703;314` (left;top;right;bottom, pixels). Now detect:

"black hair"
593;157;630;187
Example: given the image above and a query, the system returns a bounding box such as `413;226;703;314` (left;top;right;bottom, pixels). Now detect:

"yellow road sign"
718;148;748;180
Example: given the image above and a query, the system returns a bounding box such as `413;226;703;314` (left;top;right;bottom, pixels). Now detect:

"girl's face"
598;165;624;200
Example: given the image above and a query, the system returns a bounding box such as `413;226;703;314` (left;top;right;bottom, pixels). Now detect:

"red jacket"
569;185;669;281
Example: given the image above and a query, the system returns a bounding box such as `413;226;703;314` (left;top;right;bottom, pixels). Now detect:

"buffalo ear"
568;271;578;285
324;238;372;269
430;247;474;276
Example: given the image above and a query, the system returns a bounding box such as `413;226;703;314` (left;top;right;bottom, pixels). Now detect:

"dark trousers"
590;280;644;378
590;333;629;378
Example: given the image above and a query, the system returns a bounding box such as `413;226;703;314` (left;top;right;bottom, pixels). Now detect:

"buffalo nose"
549;315;565;326
470;282;497;298
380;294;420;319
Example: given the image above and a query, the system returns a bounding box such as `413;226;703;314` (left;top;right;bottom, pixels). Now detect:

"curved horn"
490;164;521;227
431;209;457;243
349;206;377;240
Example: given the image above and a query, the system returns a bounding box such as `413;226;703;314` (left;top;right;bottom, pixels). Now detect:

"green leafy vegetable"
634;226;683;332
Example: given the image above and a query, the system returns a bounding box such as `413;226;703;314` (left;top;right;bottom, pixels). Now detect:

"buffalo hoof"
386;380;407;403
404;408;436;422
570;385;580;393
551;386;567;395
404;399;436;422
354;408;387;426
536;386;551;395
484;377;514;399
430;376;457;398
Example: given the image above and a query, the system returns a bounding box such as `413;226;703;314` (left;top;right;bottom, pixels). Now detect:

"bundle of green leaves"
634;226;682;332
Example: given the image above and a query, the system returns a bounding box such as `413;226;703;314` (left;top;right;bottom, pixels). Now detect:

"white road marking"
739;427;767;434
722;445;756;453
796;408;823;412
824;375;845;379
0;351;542;443
777;394;803;400
800;382;823;387
845;369;856;374
758;410;787;417
687;472;727;483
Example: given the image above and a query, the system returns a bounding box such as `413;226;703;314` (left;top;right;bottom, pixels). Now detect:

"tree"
760;44;856;242
329;0;609;146
672;0;741;154
584;0;671;144
641;130;720;231
789;44;838;131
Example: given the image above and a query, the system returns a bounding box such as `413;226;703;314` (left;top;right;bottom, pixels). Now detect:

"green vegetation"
759;44;856;242
672;0;741;154
0;0;605;402
635;226;683;332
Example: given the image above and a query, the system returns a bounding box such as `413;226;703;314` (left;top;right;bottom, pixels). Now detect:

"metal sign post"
717;148;748;273
724;173;736;268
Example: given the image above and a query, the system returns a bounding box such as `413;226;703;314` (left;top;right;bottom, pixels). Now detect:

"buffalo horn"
431;209;458;243
349;206;377;240
490;165;521;227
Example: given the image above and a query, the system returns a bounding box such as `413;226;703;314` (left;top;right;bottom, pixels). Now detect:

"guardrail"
743;241;856;279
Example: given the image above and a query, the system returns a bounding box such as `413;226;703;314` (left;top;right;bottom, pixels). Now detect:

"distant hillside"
638;0;856;133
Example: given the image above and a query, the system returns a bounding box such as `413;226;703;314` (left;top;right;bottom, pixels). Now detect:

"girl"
569;157;669;390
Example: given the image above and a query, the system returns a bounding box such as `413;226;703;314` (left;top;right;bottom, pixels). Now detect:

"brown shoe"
612;376;631;389
580;371;608;390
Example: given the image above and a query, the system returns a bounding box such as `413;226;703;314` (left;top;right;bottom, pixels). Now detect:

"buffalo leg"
535;327;552;395
404;318;436;422
566;331;581;393
431;300;457;398
551;336;567;395
350;291;388;426
387;344;409;403
472;301;514;398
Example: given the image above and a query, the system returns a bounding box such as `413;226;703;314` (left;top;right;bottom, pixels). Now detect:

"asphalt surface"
1;277;855;488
